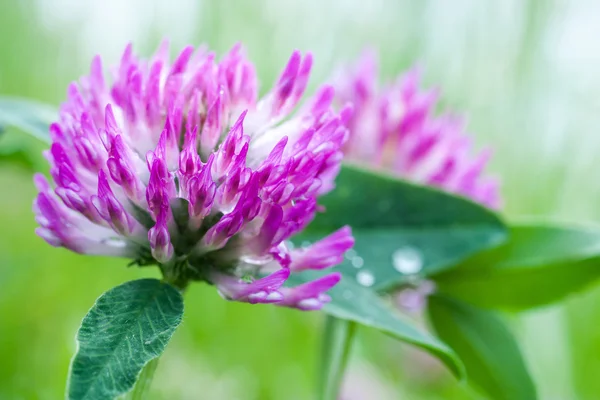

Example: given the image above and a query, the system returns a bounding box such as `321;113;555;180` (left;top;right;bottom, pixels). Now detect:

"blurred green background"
1;0;599;398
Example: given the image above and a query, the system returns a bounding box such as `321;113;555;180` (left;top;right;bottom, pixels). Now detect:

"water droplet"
344;249;357;260
351;256;364;268
285;240;295;250
301;241;311;248
392;247;423;274
356;270;375;287
144;340;151;345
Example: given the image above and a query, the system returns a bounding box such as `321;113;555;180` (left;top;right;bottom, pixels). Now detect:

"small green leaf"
428;295;536;400
317;317;356;400
434;222;600;310
0;96;56;143
288;271;464;378
68;279;184;400
301;164;507;292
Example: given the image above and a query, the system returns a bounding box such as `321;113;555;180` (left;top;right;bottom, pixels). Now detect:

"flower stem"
317;316;357;400
128;356;160;400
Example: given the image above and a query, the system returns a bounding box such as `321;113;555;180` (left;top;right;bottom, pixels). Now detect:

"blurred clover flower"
334;51;501;209
334;51;501;318
33;42;354;310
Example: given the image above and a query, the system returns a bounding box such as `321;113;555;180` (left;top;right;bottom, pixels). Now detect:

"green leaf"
0;145;36;169
433;222;600;310
288;271;464;378
428;295;536;400
301;164;507;292
0;96;56;143
317;317;356;400
0;128;47;170
68;279;184;400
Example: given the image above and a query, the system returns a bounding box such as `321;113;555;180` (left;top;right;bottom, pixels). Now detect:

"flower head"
34;42;354;310
334;51;501;208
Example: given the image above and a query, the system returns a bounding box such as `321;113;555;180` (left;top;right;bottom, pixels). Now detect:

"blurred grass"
2;0;600;399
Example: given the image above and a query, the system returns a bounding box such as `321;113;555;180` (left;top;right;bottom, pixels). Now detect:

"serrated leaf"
0;96;56;143
68;279;184;400
428;295;536;400
300;164;507;292
288;271;464;378
433;222;600;310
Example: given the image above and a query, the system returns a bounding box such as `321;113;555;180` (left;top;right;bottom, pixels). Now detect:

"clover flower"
334;51;500;208
33;42;354;310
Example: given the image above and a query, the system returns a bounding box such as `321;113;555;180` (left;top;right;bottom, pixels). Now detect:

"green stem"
128;356;161;400
317;316;357;400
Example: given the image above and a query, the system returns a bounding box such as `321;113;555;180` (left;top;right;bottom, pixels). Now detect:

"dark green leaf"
428;295;536;400
300;164;507;292
288;271;464;378
434;222;600;310
317;317;356;400
0;96;56;143
68;279;184;400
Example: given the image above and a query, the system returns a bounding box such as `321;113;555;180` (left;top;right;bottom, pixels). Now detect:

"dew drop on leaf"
351;256;364;268
356;270;375;287
392;247;423;274
344;248;357;260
